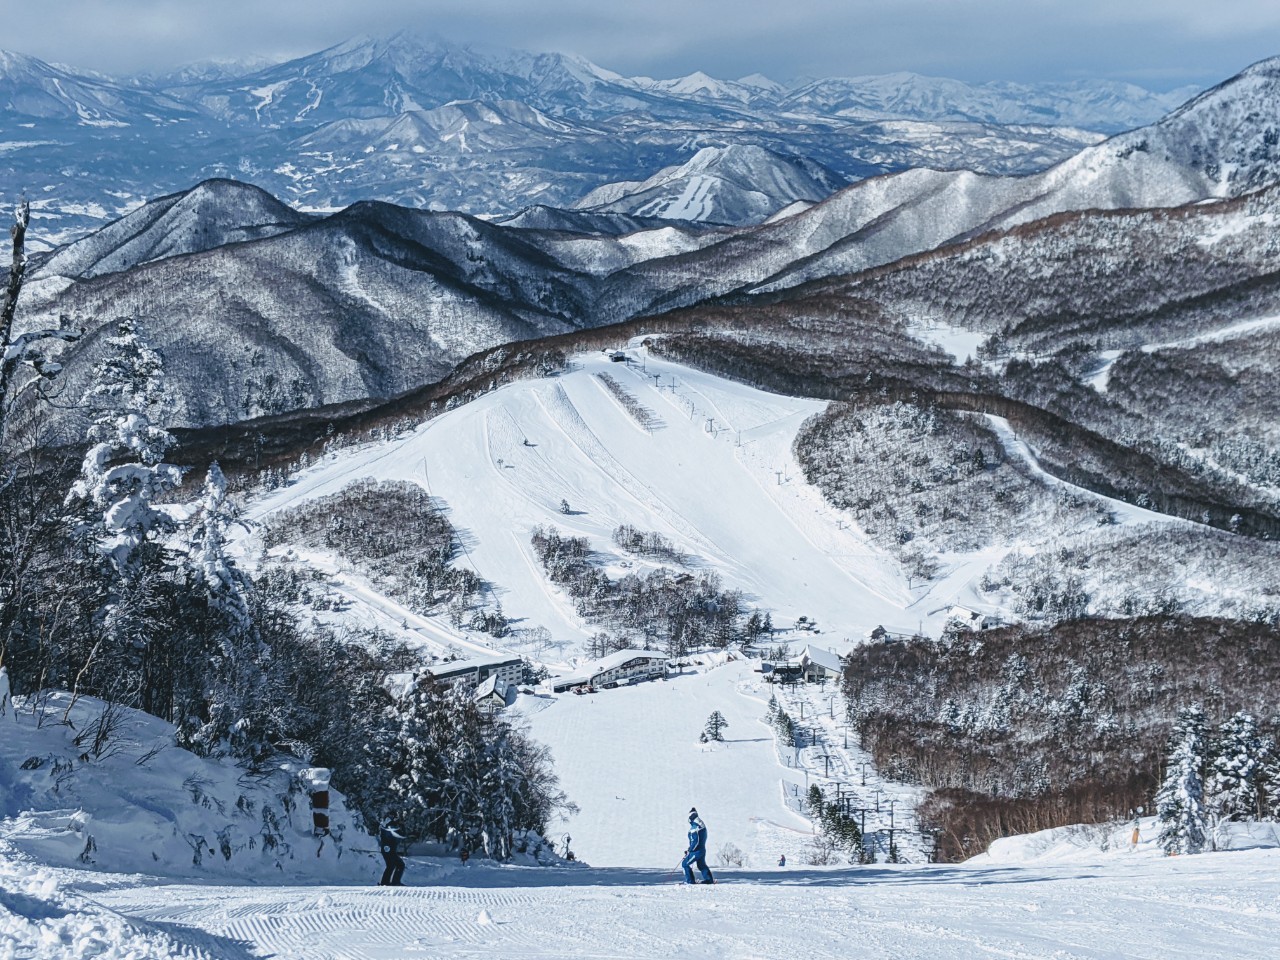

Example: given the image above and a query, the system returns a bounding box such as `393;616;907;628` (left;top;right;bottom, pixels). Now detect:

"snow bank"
0;841;189;960
0;692;378;883
972;815;1280;866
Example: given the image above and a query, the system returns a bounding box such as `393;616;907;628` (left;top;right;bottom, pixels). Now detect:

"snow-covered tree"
1156;705;1208;855
67;319;181;574
765;691;779;722
59;319;184;716
1208;711;1266;823
383;673;571;860
388;673;449;841
186;463;248;627
0;200;80;450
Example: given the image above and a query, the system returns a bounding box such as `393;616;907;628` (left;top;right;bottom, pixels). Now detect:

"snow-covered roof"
427;653;522;679
801;645;843;674
474;675;509;701
588;648;671;673
551;649;671;689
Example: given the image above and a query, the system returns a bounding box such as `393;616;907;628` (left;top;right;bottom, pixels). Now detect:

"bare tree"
0;200;81;453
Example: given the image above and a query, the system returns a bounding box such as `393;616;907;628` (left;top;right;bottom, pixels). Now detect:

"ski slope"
15;847;1280;960
246;350;925;660
517;658;814;868
518;657;928;870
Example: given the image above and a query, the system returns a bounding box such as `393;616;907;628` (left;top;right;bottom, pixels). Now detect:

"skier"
681;808;715;884
378;821;406;886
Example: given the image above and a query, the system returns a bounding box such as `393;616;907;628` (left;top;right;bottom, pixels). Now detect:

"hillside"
230;350;1279;676
239;352;920;649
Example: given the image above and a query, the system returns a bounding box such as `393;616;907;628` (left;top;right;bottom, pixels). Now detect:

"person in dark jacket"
681;808;715;884
379;822;406;886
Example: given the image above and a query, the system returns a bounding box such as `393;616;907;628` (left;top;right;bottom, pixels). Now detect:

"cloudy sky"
7;0;1279;89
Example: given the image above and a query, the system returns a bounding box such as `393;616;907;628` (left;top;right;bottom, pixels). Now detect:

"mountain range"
15;54;1280;436
0;33;1198;245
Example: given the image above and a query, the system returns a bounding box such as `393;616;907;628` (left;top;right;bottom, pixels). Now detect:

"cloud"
4;0;1277;89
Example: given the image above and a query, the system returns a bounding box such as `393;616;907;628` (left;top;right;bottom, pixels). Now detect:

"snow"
519;658;813;868
244;353;933;658
8;842;1280;959
6;669;1280;958
983;414;1188;527
1087;313;1280;392
0;693;376;884
908;319;989;364
248;80;290;120
639;174;718;221
10;355;1279;956
973;816;1280;866
0;843;197;960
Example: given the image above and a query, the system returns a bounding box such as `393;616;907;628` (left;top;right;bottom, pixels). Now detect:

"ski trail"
1088;312;1280;392
535;381;723;558
81;847;1280;960
983;414;1193;528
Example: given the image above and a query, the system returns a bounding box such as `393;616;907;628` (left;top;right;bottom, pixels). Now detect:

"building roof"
801;645;844;674
474;675;510;703
588;648;671;673
426;653;523;680
551;649;670;689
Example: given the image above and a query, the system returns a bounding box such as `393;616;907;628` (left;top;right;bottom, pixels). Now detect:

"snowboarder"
378;821;406;886
681;808;715;884
778;853;786;867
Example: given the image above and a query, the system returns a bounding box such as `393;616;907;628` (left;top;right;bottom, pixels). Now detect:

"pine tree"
186;463;249;628
1208;711;1266;823
806;784;825;817
703;710;728;742
774;709;797;748
176;463;266;756
67;319;181;575
60;319;185;714
765;691;779;722
1156;705;1208;855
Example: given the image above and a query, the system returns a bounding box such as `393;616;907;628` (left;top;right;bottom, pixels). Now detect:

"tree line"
840;616;1280;861
530;524;768;657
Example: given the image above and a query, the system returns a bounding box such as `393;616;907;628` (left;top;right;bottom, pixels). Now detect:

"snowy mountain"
0;50;196;125
0;34;1206;245
649;55;1280;299
18;53;1280;429
574;144;847;225
34;178;314;281
781;72;1200;133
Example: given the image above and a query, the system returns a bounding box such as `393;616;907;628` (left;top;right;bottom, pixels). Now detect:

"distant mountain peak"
574;142;846;225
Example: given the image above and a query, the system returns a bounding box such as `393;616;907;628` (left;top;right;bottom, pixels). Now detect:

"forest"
262;479;507;635
842;616;1280;860
530;525;768;657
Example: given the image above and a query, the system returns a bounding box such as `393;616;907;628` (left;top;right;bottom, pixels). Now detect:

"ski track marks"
80;848;1280;960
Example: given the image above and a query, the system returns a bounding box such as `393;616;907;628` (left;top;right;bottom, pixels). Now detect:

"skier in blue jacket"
681;808;715;884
